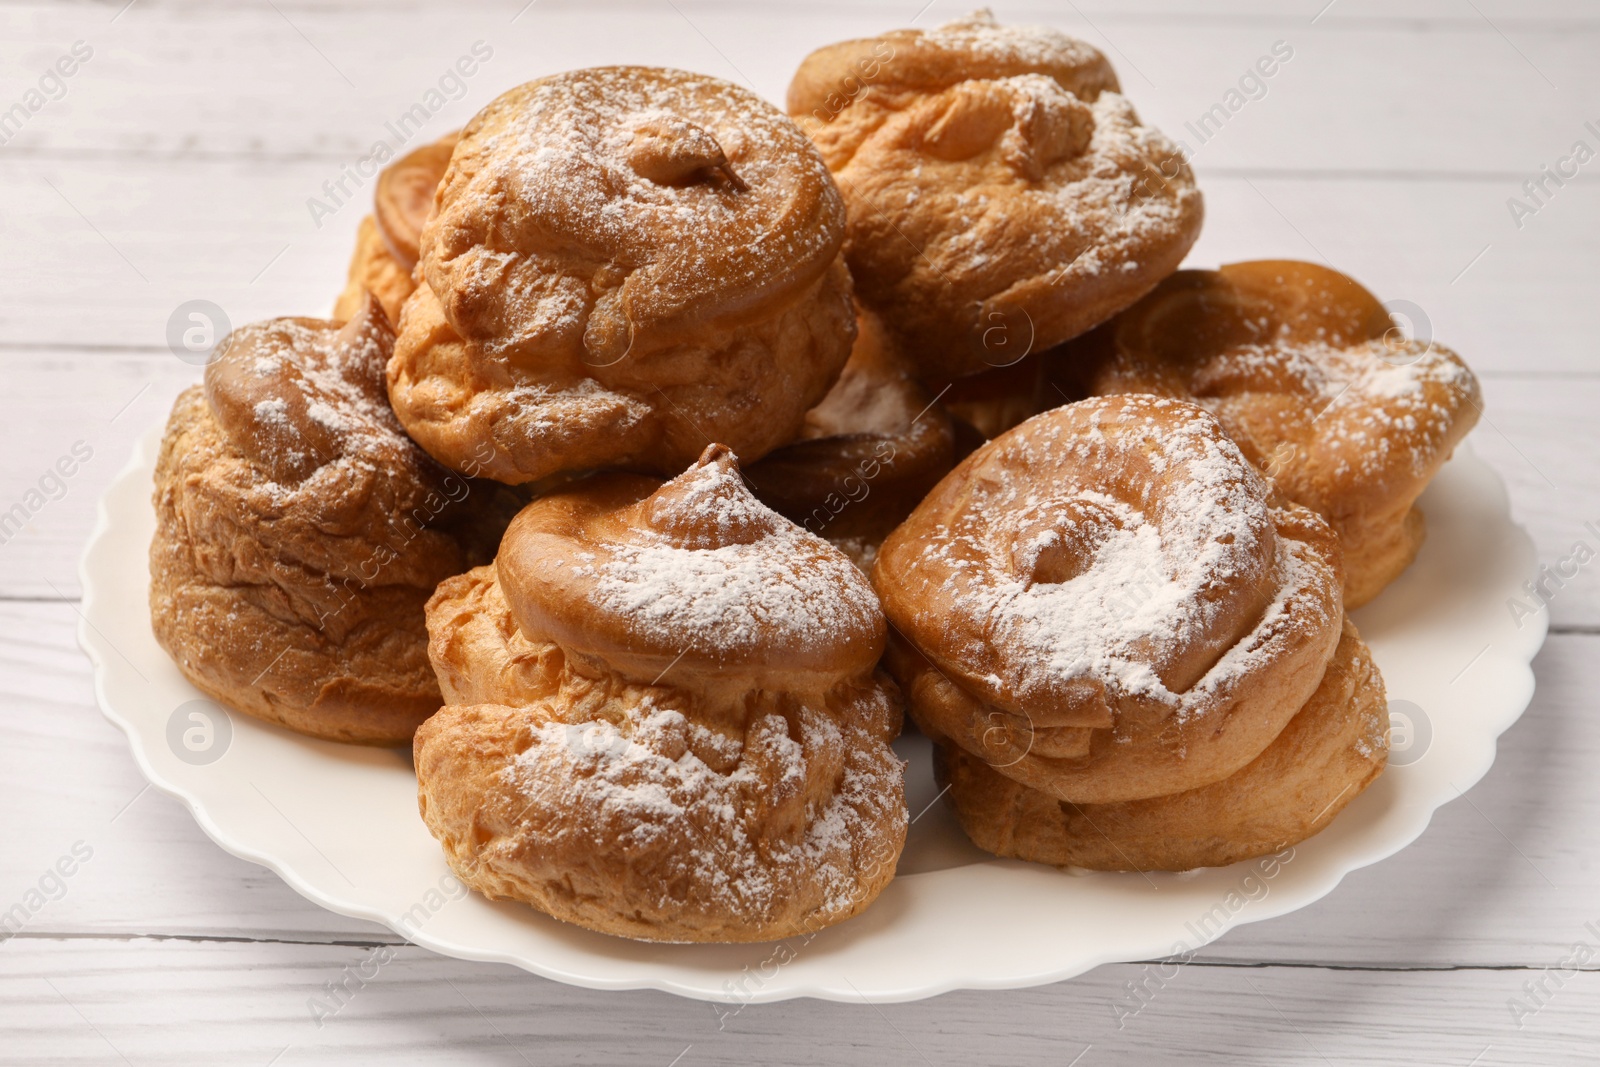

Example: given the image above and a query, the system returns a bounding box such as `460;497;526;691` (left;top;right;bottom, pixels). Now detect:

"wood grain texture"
0;3;1588;172
1;4;1596;365
1;0;1596;1062
2;937;1596;1066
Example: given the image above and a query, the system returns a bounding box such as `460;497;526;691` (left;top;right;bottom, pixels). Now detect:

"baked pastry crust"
334;135;459;324
935;353;1052;441
1077;260;1482;606
790;11;1202;381
939;619;1388;870
149;297;511;744
333;215;415;326
388;67;857;485
873;395;1343;804
744;307;955;566
414;446;907;942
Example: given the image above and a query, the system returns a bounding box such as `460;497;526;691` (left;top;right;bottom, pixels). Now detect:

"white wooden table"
2;1;1597;1062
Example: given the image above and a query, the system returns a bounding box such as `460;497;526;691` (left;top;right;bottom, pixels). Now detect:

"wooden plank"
11;0;1598;18
2;593;1595;968
1;936;1594;1064
0;1;1592;173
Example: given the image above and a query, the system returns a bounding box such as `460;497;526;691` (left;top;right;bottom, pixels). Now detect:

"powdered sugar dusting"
587;456;882;661
796;8;1116;114
1020;86;1196;287
216;315;408;468
252;397;289;427
1184;336;1481;483
827;70;1199;317
916;398;1275;710
920;9;1110;77
198;310;452;540
501;703;880;919
422;561;906;938
426;67;843;363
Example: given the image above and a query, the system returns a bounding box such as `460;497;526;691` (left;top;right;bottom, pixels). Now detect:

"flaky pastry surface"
149;298;510;744
388;67;856;485
415;447;907;942
940;619;1388;870
874;395;1344;804
790;11;1202;381
1080;260;1482;606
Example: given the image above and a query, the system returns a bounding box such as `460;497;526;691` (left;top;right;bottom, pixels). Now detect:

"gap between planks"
6;931;1600;976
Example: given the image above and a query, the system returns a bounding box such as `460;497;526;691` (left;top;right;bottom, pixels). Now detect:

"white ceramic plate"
80;423;1544;1003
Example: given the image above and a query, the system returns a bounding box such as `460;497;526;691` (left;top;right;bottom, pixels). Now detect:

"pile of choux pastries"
150;12;1482;943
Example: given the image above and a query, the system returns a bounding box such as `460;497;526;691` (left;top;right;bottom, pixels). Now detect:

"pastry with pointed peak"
416;445;907;942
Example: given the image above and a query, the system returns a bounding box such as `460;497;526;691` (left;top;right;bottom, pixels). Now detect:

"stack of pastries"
149;11;1482;942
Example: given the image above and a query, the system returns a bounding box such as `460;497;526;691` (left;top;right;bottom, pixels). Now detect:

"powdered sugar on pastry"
790;10;1202;378
1085;260;1482;606
414;446;906;942
917;8;1110;72
587;456;881;662
873;394;1345;805
498;700;885;925
908;397;1279;709
388;67;856;486
431;67;843;360
194;300;482;587
1189;338;1479;482
147;297;513;745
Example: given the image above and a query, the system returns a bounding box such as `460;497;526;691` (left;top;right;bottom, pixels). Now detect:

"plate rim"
78;422;1549;1004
